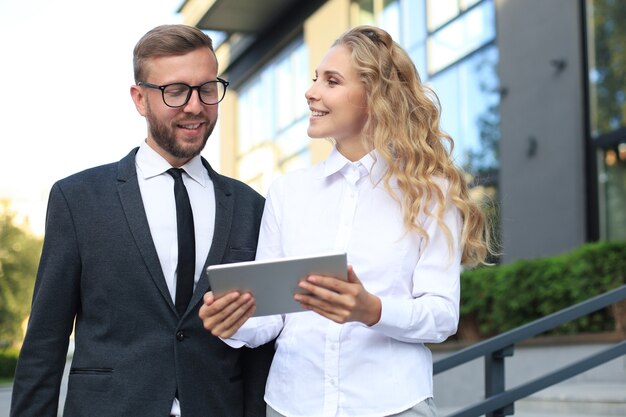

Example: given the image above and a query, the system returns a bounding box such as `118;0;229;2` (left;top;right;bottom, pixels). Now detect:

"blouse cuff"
370;296;412;334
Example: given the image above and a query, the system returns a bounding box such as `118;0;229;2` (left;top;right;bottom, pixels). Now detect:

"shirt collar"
136;140;208;187
319;146;387;183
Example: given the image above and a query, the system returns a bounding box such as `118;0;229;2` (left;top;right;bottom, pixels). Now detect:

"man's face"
131;47;220;167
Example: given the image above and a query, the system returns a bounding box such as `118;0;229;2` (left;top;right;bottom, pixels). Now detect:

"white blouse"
230;147;462;417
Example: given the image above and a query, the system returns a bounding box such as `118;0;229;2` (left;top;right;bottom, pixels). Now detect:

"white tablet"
206;252;347;317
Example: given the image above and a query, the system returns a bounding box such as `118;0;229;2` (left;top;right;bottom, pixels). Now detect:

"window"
426;1;495;75
430;46;499;180
586;0;626;240
236;39;310;193
598;145;626;240
586;0;626;138
351;0;501;255
352;0;499;181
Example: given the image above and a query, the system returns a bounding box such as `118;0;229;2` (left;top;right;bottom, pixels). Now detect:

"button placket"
322;323;342;416
333;163;364;252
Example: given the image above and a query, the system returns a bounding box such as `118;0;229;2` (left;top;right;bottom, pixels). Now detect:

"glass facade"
233;0;500;241
354;0;499;184
586;0;626;240
352;0;500;256
426;1;495;75
351;0;501;255
236;39;310;192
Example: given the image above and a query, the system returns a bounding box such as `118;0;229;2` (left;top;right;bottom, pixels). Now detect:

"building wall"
496;0;587;262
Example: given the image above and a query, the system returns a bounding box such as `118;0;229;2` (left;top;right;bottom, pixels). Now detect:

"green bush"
0;348;19;379
457;241;626;340
0;200;43;347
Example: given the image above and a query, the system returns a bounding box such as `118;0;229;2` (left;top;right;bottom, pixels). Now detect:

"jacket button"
176;330;185;341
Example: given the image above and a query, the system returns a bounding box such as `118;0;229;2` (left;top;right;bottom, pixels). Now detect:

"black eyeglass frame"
137;78;230;107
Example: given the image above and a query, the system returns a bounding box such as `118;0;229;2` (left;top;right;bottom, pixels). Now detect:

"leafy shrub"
457;241;626;340
0;200;43;347
0;348;19;379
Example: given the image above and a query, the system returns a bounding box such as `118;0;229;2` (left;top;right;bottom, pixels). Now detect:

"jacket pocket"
222;247;256;263
68;367;113;392
70;367;113;375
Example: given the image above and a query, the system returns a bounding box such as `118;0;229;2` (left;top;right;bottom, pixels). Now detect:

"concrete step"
438;408;612;417
516;382;626;416
438;382;626;417
433;338;626;417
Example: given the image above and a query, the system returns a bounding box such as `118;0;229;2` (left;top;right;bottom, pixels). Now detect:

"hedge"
457;241;626;340
0;348;19;379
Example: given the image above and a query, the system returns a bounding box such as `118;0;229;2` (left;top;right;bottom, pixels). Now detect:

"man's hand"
199;290;256;338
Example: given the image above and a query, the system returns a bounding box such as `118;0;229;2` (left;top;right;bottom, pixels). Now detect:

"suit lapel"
117;148;176;313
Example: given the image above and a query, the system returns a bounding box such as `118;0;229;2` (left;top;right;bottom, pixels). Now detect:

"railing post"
485;344;515;417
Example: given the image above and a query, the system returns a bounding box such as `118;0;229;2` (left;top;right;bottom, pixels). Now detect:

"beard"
145;103;215;160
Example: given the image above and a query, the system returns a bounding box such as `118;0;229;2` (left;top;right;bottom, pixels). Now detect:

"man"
10;24;273;417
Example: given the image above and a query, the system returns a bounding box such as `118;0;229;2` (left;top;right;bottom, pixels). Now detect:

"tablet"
206;252;347;317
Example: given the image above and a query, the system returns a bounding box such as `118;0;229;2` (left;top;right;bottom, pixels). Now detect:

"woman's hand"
199;290;256;338
295;265;381;326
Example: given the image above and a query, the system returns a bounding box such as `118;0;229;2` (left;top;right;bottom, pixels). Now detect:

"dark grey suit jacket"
11;148;274;417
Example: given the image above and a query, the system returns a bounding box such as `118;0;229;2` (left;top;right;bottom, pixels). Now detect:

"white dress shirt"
135;140;215;416
229;146;462;417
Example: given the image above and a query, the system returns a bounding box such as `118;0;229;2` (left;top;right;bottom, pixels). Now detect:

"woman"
200;25;490;417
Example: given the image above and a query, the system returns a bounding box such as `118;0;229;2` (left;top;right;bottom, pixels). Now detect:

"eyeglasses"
137;78;229;107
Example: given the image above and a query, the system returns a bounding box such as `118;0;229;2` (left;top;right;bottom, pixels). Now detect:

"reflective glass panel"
427;0;495;75
586;0;626;137
381;0;401;42
402;0;427;50
426;0;459;31
598;145;626;240
237;70;274;153
237;39;308;190
430;46;499;179
462;0;481;9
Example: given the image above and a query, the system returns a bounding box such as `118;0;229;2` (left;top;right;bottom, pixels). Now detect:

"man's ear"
130;85;147;116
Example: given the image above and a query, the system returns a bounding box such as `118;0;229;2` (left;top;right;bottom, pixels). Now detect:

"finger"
210;295;255;337
203;291;215;305
295;292;348;317
213;292;253;321
203;290;240;310
201;291;240;316
346;264;361;284
199;292;251;330
300;300;350;323
221;304;257;338
212;298;256;338
305;275;349;293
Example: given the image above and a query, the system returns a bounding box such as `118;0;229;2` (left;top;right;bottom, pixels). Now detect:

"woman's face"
305;45;368;149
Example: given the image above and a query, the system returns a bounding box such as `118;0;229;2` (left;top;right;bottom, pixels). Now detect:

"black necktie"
167;168;195;316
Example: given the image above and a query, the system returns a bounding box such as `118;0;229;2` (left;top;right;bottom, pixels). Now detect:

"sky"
0;0;193;235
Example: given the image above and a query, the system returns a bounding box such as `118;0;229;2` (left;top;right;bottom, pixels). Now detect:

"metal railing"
433;284;626;417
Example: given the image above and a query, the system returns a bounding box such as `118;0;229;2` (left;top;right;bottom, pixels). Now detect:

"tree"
0;200;42;348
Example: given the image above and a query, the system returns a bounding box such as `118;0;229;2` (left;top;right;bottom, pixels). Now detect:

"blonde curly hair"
334;25;489;266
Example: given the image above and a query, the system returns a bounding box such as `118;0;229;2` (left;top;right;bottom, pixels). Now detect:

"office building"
179;0;626;262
